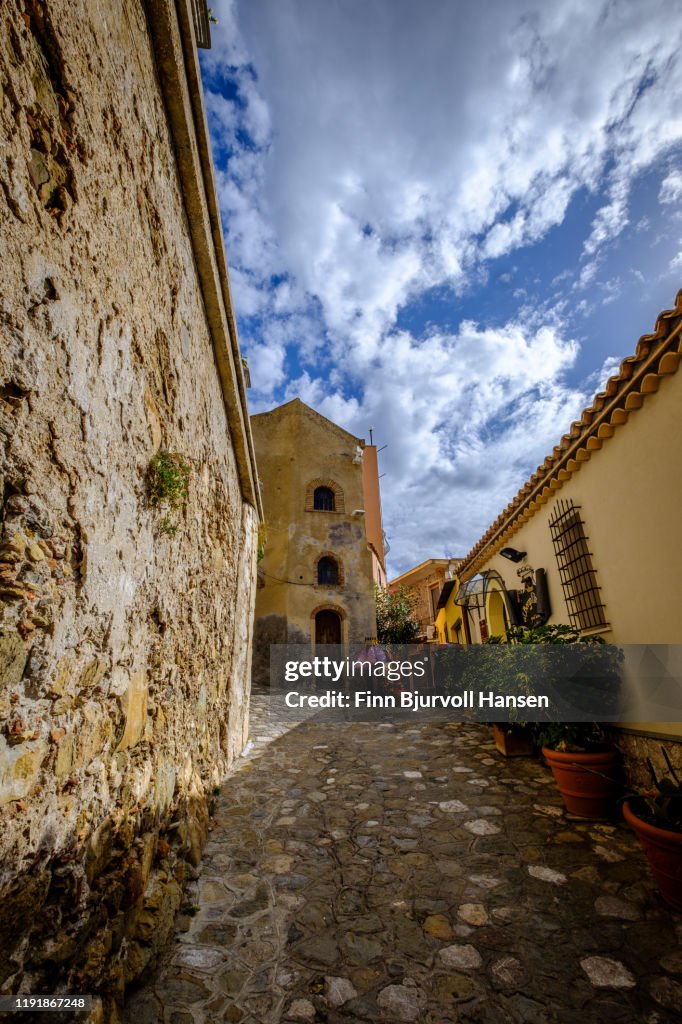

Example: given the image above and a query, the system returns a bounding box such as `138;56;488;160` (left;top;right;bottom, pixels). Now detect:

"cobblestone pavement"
126;697;682;1023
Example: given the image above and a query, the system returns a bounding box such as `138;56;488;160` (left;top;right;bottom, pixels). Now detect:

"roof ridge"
251;396;363;445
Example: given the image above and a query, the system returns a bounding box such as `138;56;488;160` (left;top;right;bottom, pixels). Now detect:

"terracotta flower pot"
623;800;682;912
542;745;620;819
492;724;535;757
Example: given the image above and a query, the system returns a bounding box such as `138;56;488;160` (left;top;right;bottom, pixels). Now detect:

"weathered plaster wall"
0;0;257;1011
251;400;377;682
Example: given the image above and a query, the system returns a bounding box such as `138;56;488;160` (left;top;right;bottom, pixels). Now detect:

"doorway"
315;609;342;645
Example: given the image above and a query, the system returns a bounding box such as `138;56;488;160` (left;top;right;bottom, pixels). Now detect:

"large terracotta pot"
492;724;535;757
542;745;620;819
623;800;682;912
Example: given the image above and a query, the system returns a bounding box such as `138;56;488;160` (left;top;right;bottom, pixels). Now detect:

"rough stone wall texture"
0;0;257;1013
606;729;682;792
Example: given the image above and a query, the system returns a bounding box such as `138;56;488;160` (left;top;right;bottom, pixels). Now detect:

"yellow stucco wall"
473;369;682;643
435;582;469;644
467;368;682;736
251;400;377;679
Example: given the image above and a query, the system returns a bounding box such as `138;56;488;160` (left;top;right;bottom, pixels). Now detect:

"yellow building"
389;558;461;641
434;575;470;644
251;399;385;682
454;291;682;753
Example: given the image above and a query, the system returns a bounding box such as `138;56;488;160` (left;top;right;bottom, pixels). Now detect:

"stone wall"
606;729;682;792
0;0;258;1015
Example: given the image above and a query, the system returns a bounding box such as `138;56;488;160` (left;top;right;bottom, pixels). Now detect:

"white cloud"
244;339;286;395
287;318;584;572
583;180;630;257
204;0;682;571
660;171;682;204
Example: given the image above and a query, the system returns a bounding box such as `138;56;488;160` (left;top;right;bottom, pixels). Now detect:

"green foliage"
181;903;200;917
148;450;191;536
257;522;267;563
500;623;603;645
159;516;177;536
481;624;622;749
457;639;535;730
375;584;420;645
207;7;218;24
533;721;607;752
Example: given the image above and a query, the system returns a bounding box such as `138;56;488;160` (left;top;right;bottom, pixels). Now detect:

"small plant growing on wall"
257;522;267;563
147;450;191;536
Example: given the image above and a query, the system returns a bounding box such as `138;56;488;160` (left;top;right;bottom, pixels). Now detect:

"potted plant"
467;631;536;756
444;633;533;752
623;749;682;911
491;722;536;757
501;624;623;817
538;721;621;819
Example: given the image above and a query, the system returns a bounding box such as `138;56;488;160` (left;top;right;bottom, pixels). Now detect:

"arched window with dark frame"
317;556;339;585
314;486;335;511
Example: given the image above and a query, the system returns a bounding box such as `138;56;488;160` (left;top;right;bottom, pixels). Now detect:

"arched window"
306;479;344;513
314;486;335;511
317;556;339;585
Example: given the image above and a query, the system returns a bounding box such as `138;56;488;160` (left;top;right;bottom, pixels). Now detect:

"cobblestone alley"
125;696;682;1024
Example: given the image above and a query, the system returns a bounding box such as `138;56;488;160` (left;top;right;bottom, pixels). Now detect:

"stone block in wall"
0;633;28;689
0;735;50;805
115;671;149;752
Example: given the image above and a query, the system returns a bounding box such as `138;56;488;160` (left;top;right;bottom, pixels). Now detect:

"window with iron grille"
317;556;339;585
548;499;607;631
314;486;335;511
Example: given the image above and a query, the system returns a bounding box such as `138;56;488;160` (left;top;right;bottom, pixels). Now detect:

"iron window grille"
313;486;335;511
317;557;339;586
548;499;607;631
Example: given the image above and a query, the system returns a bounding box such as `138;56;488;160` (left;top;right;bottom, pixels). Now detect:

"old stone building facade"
0;0;259;1015
251;400;382;683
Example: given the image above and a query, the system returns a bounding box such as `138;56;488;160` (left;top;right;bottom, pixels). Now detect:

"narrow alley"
125;696;682;1024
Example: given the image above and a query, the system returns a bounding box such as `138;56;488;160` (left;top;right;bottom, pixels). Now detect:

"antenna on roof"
368;426;374;445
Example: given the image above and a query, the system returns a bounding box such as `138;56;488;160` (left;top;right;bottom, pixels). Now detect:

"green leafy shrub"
480;624;623;749
257;522;267;563
375;584;420;644
147;450;191;535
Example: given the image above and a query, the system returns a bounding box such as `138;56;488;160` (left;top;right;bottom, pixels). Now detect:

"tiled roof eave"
458;291;682;579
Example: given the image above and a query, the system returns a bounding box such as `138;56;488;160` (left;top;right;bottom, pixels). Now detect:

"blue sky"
200;0;682;576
